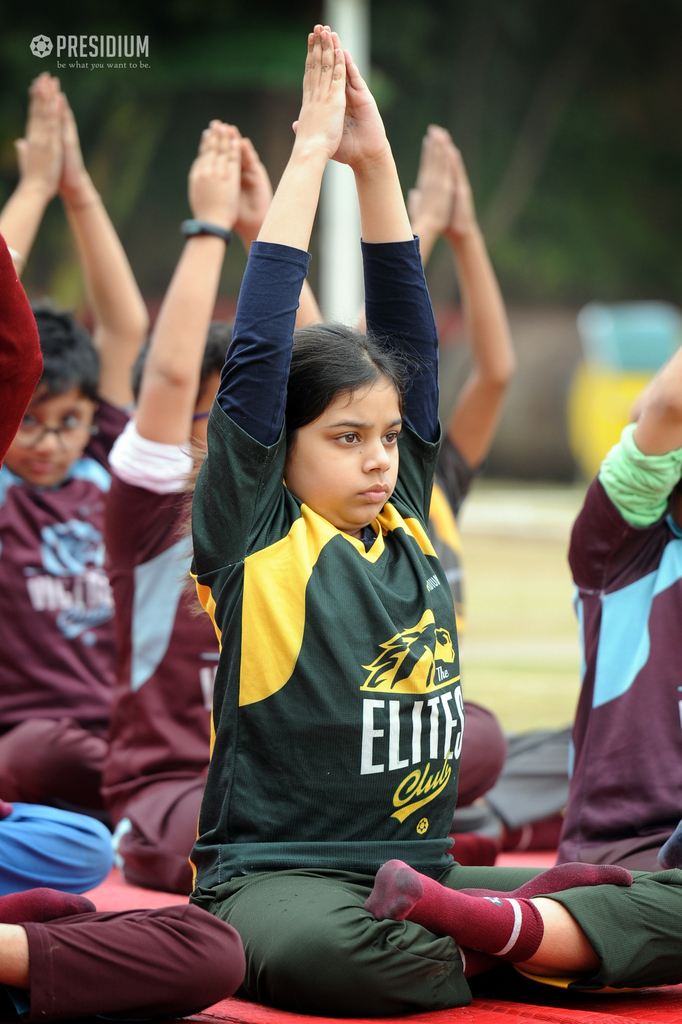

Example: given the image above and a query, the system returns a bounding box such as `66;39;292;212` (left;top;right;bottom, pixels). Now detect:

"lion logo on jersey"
360;609;457;694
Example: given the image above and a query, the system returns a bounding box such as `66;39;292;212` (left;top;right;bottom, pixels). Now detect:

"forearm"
450;225;515;386
0;182;52;276
410;216;440;266
632;346;682;455
354;148;412;244
443;226;515;465
64;178;147;405
136;236;226;444
257;146;326;252
64;178;148;337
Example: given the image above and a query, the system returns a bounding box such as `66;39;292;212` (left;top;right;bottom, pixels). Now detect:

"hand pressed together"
188;121;242;231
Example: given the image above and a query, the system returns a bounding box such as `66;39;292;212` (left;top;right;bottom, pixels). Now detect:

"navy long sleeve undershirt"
217;237;439;447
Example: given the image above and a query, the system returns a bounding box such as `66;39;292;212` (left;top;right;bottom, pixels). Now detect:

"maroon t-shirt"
0;400;126;733
559;478;682;861
102;477;216;824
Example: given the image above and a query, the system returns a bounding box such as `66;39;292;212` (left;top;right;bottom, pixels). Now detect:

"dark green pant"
191;864;682;1017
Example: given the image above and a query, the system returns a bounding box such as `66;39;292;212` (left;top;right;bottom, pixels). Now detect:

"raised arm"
632;346;682;456
217;25;346;444
232;135;322;328
0;74;63;277
410;127;515;467
331;48;439;442
58;95;148;409
134;122;241;446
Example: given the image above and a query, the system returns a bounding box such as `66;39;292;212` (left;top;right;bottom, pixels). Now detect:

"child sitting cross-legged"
103;119;320;894
0;73;147;815
186;25;682;1016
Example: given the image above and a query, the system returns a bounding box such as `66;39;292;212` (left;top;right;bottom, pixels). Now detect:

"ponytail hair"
285;324;408;448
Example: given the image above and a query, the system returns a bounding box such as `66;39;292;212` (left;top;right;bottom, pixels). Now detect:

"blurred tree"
372;0;682;303
1;0;681;306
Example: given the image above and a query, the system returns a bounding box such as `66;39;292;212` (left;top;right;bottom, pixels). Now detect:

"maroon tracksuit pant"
20;904;244;1021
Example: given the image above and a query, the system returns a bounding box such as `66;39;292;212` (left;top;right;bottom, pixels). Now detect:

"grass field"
457;482;587;734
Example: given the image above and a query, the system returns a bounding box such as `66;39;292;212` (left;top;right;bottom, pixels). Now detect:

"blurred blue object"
577;302;681;371
0;802;113;894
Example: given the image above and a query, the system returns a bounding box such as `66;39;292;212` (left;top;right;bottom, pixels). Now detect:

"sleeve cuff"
599;422;682;527
109;419;194;494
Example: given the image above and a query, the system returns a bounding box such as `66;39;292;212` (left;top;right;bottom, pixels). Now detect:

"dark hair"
31;302;99;402
285;324;408;448
131;320;233;403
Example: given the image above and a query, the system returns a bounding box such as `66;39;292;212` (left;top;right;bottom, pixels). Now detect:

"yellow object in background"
567;362;652;481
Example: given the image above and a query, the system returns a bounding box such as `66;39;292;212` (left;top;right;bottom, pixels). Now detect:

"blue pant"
0;803;112;895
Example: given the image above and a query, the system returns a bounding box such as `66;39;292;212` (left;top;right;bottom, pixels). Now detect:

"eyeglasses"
14;415;100;451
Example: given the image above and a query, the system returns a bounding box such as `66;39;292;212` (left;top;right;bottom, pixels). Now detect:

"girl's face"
284;378;402;538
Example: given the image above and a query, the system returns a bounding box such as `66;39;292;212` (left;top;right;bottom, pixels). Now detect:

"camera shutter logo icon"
30;35;53;58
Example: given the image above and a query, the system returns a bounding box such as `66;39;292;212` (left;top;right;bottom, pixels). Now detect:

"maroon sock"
364;860;543;962
0;888;96;924
459;861;633;899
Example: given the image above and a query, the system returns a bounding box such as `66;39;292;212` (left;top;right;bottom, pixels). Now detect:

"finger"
320;27;335;82
303;28;320;96
343;49;366;92
240;137;263;175
198;126;212;157
332;45;346;89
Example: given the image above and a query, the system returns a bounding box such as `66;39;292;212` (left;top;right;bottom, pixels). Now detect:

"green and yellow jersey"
191;408;463;885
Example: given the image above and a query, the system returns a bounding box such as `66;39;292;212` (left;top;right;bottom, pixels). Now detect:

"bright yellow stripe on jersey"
192;574;224;648
428;482;463;556
238;501;442;707
403;515;437;557
239;505;337;706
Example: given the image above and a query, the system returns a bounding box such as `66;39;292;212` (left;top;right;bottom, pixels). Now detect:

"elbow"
146;363;196;393
483;350;517;392
645;393;682;429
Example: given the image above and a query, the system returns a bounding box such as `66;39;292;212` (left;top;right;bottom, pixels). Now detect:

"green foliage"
1;0;680;304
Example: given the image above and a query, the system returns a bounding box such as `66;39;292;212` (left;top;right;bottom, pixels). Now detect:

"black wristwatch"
180;219;232;243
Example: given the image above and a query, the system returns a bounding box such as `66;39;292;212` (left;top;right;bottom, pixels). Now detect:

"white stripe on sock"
457;945;467;973
495;899;522;956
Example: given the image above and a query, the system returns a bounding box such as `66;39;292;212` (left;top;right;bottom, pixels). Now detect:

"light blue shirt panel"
131;535;193;692
0;465;20;509
573;587;586;686
68;457;111;491
0;458;110;509
592;537;682;708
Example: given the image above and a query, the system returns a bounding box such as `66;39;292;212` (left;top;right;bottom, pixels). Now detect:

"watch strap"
180;219;232;243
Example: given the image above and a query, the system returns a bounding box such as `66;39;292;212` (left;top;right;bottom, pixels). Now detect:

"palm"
332;59;387;167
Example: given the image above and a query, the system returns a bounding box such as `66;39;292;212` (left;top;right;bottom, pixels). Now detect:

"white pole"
320;0;370;324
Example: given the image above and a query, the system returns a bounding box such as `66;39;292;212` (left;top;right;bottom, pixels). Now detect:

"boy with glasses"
0;74;147;815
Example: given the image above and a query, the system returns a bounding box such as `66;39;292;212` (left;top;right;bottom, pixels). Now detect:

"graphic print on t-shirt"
361;609;456;693
25;517;113;641
360;610;463;827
